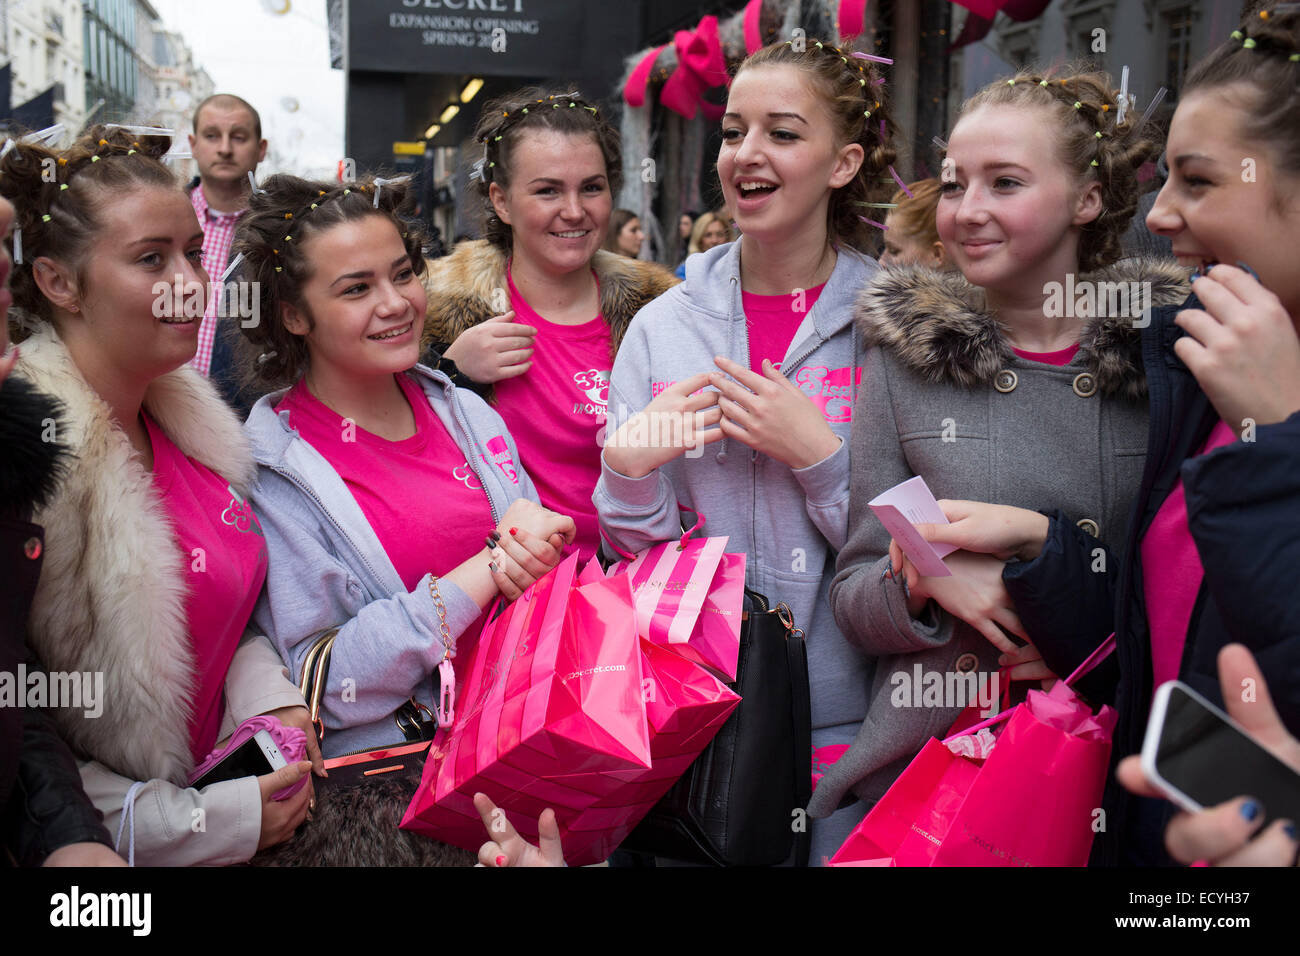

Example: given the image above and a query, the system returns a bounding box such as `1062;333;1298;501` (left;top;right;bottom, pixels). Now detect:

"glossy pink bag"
400;554;651;860
830;636;1118;867
604;509;745;681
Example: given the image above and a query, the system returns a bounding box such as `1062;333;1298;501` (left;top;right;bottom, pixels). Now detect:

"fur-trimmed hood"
15;325;256;785
420;239;678;361
855;259;1190;400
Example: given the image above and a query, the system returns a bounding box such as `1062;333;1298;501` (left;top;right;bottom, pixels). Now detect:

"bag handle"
298;628;339;743
599;502;707;561
941;633;1117;745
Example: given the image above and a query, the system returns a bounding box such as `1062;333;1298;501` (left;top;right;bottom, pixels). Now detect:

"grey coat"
806;259;1189;817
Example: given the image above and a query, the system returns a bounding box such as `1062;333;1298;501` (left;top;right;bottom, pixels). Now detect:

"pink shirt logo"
573;368;611;407
480;435;520;485
794;366;862;423
221;487;264;537
453;462;484;490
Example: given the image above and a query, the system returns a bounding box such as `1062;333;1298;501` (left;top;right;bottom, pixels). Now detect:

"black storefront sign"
347;0;587;76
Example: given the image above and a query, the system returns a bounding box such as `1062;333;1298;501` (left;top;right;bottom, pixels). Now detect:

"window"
1162;6;1194;100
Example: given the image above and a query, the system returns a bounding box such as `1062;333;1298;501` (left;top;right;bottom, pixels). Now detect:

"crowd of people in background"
3;1;1299;870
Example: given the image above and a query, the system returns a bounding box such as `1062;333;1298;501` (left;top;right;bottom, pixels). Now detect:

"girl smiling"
596;39;895;863
809;69;1189;821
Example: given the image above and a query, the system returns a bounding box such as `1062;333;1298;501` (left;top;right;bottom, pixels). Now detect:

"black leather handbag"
620;588;812;866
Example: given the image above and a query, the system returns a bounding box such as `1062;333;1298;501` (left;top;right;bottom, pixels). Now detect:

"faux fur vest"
420;240;678;372
855;259;1190;401
15;326;257;785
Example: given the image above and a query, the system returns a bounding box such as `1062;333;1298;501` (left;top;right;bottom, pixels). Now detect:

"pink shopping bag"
540;558;741;864
401;555;652;858
830;636;1118;867
604;508;746;681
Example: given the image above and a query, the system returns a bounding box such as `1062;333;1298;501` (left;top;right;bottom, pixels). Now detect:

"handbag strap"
781;603;812;868
598;503;707;561
298;628;339;743
941;633;1117;745
298;627;436;744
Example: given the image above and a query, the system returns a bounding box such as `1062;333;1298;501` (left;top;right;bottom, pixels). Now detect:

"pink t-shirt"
276;374;496;590
743;283;826;372
1011;344;1081;366
1142;419;1238;691
144;413;268;763
492;268;611;560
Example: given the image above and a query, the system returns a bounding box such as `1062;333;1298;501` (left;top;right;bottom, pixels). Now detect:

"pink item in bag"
830;636;1118;867
189;714;308;801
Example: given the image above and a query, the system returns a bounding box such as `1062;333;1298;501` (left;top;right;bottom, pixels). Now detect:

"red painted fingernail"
509;528;518;536
495;854;508;867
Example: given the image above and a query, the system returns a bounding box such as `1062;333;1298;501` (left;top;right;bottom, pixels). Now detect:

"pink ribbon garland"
659;15;729;120
838;0;868;40
743;0;764;55
624;43;667;109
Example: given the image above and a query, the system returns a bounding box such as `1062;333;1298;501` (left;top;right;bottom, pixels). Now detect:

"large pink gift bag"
830;636;1118;867
549;558;741;863
604;510;745;681
401;554;652;858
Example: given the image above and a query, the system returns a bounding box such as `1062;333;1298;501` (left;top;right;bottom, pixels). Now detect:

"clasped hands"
603;357;841;479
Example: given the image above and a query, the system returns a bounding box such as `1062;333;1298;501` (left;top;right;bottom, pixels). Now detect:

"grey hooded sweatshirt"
244;365;538;758
594;240;878;862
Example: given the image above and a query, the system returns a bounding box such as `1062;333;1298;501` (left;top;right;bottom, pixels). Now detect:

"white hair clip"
12;227;22;265
0;139;14;160
221;253;245;283
1116;65;1131;125
247;171;264;194
370;175;411;208
21;124;64;147
104;124;174;138
1136;87;1168;134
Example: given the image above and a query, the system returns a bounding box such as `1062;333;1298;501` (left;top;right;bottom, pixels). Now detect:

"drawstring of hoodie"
716;272;743;464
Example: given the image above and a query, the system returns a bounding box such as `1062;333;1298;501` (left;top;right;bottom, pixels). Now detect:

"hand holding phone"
1118;644;1300;866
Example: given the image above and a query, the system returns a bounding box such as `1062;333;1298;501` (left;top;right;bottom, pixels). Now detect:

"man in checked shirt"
187;94;267;414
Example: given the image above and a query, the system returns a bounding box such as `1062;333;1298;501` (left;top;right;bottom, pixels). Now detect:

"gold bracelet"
428;574;453;656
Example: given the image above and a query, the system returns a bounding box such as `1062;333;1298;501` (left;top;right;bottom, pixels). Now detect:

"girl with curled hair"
811;66;1192;826
420;88;677;560
596;38;897;864
911;1;1300;866
0;127;319;866
233;173;573;864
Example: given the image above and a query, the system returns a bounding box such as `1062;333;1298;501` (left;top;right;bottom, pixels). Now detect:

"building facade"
8;0;86;130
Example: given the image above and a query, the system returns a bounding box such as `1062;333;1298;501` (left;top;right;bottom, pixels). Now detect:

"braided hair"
733;39;899;253
1184;2;1300;202
957;68;1160;272
470;88;623;251
232;173;427;392
0;125;175;338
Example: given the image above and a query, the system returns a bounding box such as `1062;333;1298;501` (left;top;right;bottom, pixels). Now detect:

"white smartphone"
1142;680;1300;825
193;729;287;790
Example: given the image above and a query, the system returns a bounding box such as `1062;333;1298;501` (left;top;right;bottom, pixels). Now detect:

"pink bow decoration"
659;15;729;120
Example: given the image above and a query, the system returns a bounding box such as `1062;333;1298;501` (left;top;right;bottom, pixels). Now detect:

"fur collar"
420;240;678;361
855;259;1190;400
15;325;255;784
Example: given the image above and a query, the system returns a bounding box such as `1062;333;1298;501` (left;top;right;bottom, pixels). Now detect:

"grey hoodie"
594;240;879;860
244;365;538;757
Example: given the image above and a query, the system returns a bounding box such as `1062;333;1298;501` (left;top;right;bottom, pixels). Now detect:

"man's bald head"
193;94;262;140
